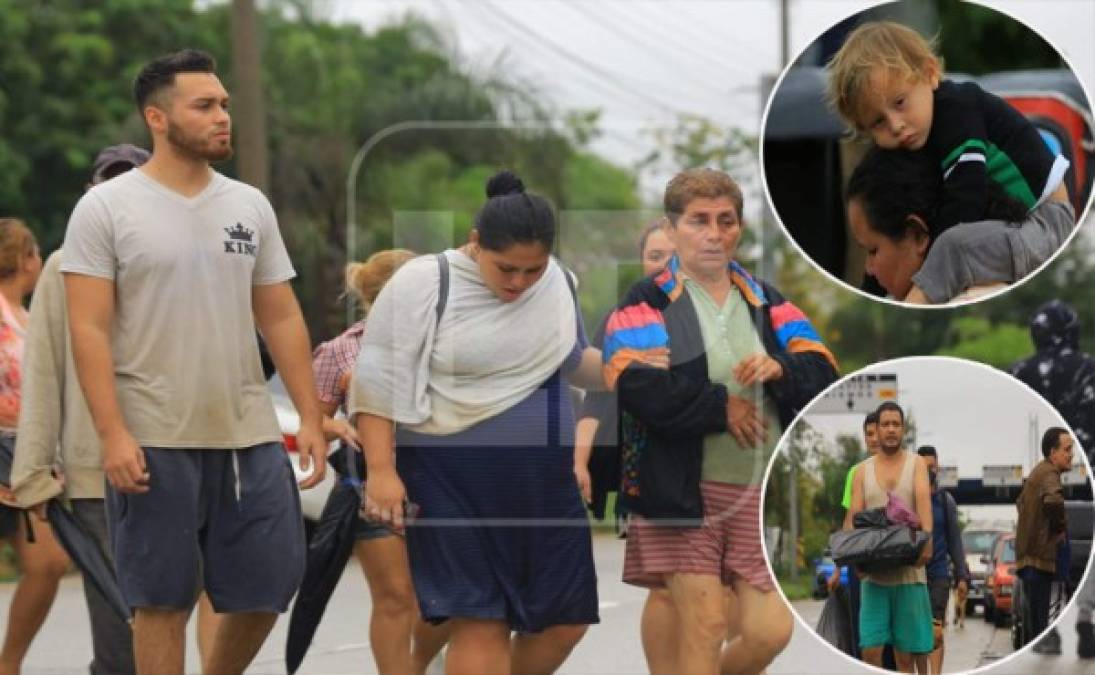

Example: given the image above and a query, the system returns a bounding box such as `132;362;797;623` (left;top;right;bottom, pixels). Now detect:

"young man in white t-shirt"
61;49;326;675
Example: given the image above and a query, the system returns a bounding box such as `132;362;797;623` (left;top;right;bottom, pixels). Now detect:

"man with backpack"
917;446;970;674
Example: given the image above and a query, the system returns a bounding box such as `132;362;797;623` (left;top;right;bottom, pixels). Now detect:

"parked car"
813;550;849;599
1064;499;1095;594
268;373;337;526
962;523;1013;614
983;533;1017;627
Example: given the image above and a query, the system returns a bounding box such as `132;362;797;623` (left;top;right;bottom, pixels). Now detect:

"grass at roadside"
589;492;620;532
778;574;815;601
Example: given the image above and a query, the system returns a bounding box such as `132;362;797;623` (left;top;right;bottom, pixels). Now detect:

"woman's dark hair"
846;148;1028;242
637;217;669;260
474;171;556;252
134;49;217;112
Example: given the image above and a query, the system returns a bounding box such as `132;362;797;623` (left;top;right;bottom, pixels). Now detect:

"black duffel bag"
853;506;889;529
829;523;930;572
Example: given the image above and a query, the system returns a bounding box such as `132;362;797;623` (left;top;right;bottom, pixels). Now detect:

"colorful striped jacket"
601;255;839;521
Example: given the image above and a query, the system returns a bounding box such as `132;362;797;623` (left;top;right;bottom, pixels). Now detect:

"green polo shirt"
685;280;782;485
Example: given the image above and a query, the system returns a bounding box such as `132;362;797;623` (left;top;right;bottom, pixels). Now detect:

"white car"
267;374;336;524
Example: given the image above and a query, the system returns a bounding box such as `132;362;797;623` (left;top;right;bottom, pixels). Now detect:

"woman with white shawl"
349;171;603;675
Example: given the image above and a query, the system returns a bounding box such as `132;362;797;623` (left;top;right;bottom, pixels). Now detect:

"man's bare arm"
253;282;326;487
64;273;148;493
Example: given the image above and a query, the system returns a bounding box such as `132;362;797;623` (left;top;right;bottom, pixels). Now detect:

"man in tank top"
847;401;935;672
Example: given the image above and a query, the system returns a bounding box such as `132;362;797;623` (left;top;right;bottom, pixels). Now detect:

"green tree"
934;317;1031;368
0;0;219;248
933;0;1062;74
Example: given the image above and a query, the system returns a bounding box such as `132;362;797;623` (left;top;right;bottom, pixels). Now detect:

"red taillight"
283;433;298;452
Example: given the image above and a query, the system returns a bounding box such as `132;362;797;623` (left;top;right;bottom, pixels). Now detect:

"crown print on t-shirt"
223;223;257;257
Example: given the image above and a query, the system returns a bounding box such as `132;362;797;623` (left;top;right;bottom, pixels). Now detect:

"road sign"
938;465;959;488
983;464;1024;487
809;374;898;414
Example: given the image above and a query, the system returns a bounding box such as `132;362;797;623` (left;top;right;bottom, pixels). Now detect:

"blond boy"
827;21;1073;304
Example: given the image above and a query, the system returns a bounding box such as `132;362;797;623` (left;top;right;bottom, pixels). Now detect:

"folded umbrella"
0;444;129;622
46;499;131;623
285;444;363;674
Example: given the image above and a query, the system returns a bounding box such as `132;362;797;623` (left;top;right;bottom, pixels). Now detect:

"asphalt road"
784;592;1091;675
3;533;1091;674
791;595;1006;674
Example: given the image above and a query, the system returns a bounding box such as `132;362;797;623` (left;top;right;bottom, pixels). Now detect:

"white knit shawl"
348;249;577;435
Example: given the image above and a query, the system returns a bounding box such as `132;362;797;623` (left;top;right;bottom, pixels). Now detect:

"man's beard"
879;438;901;455
167;121;233;162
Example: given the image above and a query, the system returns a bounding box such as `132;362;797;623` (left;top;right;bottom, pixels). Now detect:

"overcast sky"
802;358;1071;478
800;357;1081;523
332;0;1095;203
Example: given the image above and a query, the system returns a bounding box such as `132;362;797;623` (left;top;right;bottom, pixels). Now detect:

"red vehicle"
979;70;1095;215
983;533;1017;627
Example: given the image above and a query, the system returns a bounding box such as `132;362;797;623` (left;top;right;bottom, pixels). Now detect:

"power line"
453;0;664;118
582;1;760;82
559;1;740;95
625;0;782;71
479;0;691;118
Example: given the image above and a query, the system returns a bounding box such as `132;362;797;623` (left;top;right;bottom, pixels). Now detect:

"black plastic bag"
853;506;889;529
829;524;929;571
816;584;855;655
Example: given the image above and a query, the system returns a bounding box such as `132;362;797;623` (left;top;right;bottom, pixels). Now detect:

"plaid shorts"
623;481;774;591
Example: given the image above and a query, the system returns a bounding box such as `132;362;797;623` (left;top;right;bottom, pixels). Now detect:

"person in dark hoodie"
1008;301;1095;658
1009;300;1095;465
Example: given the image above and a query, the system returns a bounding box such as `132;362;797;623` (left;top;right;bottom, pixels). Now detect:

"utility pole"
775;0;797;582
780;0;790;68
232;0;269;193
789;461;799;581
1029;413;1039;469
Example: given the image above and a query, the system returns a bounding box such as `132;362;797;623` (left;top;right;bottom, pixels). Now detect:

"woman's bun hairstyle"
485;170;525;198
475;170;555;252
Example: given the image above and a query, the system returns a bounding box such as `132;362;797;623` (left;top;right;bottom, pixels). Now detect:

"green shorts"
859;580;934;654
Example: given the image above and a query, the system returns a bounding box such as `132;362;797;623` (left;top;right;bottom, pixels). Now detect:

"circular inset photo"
761;0;1094;307
761;356;1094;674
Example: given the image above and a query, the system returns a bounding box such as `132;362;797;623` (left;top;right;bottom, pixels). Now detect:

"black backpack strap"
562;266;578;302
435;252;450;325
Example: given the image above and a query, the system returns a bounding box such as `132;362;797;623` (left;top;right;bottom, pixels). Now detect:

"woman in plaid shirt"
311;248;448;675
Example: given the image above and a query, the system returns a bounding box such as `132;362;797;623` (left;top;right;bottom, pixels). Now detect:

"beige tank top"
862;451;926;586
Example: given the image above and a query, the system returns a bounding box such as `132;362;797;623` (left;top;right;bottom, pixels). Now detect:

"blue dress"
395;344;600;633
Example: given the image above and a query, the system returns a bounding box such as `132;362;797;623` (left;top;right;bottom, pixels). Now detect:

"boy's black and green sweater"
926;79;1070;234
